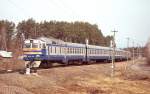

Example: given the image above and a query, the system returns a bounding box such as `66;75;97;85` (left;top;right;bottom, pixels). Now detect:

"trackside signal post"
111;30;118;77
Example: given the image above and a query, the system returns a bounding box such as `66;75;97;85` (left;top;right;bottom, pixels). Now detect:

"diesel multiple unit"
23;37;131;68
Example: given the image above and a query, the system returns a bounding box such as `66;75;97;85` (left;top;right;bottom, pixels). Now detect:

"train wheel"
64;61;69;66
39;61;52;69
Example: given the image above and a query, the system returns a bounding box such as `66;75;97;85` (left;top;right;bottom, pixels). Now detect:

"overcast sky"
0;0;150;48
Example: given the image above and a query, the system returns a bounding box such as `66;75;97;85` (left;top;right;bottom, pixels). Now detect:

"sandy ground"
0;58;150;94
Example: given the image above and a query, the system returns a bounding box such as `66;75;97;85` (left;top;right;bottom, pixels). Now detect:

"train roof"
65;42;85;47
37;37;64;45
87;44;112;50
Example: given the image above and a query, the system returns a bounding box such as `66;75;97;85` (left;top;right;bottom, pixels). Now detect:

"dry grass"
0;59;150;94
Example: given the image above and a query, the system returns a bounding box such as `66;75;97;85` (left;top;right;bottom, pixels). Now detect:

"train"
23;37;131;68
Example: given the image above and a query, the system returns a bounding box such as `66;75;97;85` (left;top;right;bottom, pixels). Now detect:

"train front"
23;39;46;61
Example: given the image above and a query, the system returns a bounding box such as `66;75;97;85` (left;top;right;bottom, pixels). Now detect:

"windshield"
24;43;39;48
24;43;31;48
32;43;38;48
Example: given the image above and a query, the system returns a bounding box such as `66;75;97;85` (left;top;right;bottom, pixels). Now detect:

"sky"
0;0;150;48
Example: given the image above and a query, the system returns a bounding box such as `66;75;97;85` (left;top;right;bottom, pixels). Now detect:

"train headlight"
36;55;40;57
23;55;27;57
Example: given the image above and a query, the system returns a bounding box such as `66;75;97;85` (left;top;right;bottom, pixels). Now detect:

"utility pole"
136;43;139;59
111;29;118;77
34;25;37;38
126;37;130;62
132;41;135;64
1;26;7;51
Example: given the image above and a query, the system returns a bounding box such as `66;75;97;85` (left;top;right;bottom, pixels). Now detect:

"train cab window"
32;44;38;48
42;44;46;49
24;43;31;48
52;41;56;44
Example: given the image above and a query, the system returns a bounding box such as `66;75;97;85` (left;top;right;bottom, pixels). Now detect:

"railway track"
0;58;147;77
0;61;112;74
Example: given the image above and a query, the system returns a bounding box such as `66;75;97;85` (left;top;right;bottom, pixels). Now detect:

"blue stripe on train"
23;54;127;62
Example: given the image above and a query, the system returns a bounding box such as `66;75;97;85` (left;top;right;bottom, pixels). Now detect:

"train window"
32;43;38;48
52;41;56;44
99;50;101;54
74;48;77;54
55;47;56;53
70;48;72;53
72;48;74;54
71;48;73;54
77;48;79;54
102;50;104;54
49;46;51;53
67;47;69;53
79;48;81;54
106;50;108;54
42;43;46;49
74;48;76;54
60;47;61;54
70;48;72;54
69;48;71;53
51;46;52;53
100;50;102;54
79;48;80;54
